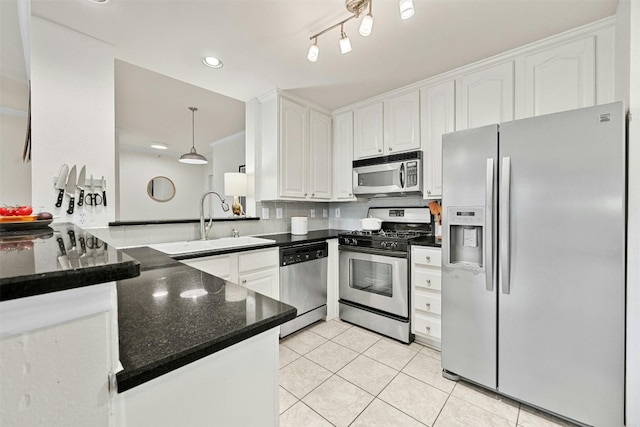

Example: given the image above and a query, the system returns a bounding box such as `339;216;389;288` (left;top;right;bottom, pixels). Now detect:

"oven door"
339;247;409;318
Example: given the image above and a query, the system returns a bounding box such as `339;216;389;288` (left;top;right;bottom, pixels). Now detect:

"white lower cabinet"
411;246;442;348
181;247;279;300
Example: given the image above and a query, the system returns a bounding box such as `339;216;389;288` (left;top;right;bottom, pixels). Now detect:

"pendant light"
179;107;208;165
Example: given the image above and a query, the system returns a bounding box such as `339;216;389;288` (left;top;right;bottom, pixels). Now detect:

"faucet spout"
199;191;230;240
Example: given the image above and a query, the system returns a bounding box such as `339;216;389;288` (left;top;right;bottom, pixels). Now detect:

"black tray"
0;219;54;232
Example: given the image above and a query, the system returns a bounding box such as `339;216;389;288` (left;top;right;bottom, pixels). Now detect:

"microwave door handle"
399;163;405;188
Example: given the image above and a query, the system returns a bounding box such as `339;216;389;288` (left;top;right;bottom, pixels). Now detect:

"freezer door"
441;124;498;388
498;102;625;426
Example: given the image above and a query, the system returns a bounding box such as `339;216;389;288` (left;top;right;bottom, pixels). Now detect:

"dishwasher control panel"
280;242;328;266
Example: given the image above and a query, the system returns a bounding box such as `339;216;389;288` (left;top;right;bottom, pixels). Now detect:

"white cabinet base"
114;329;279;427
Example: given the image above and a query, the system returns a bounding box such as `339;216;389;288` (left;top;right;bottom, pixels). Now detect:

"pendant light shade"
399;0;415;20
179;107;208;165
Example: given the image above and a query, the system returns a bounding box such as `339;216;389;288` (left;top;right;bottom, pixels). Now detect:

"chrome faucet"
199;191;230;240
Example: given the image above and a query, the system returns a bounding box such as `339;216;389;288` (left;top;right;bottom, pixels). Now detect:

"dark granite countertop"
116;246;296;392
0;223;140;301
410;236;442;248
254;229;344;246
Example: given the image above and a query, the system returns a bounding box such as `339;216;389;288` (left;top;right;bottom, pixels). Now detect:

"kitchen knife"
76;166;86;207
65;165;77;215
55;232;71;270
55;164;69;208
67;229;76;249
101;176;107;207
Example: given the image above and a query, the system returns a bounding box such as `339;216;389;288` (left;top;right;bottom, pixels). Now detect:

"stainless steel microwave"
352;151;423;197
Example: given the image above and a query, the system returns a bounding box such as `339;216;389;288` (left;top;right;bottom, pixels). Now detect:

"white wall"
118;148;208;221
210;131;245;217
0;76;30;206
616;2;640;426
30;17;115;226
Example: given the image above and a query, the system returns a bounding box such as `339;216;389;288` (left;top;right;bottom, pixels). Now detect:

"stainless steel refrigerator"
441;102;625;427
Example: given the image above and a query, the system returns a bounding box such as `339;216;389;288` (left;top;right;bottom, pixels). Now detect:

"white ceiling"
2;0;619;155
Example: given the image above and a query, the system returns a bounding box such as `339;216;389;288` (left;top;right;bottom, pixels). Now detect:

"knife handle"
56;189;65;208
56;237;66;255
68;230;76;247
103;190;107;207
78;189;85;207
79;236;86;254
67;197;75;215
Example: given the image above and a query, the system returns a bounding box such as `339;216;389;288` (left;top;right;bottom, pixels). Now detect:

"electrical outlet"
310;209;316;218
77;212;88;225
335;208;340;218
323;209;328;218
261;207;270;220
276;208;283;219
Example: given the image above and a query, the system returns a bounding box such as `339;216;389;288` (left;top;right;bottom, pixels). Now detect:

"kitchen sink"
149;236;276;255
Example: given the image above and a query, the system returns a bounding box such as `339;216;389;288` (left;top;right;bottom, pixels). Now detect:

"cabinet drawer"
413;268;441;291
181;255;231;279
412;247;441;267
238;248;278;273
414;291;441;315
413;314;441;339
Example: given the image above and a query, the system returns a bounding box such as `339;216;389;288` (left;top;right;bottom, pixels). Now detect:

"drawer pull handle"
242;279;247;284
426;256;431;262
426;326;431;331
426;279;431;285
425;303;431;309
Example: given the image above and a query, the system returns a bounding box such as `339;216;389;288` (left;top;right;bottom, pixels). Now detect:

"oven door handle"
399;163;405;189
338;246;408;259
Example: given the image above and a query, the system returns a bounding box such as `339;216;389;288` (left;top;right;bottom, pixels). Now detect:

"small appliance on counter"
338;206;434;343
290;216;308;235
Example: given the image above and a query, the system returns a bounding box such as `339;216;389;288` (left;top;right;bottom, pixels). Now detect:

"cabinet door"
309;110;332;200
333;111;355;200
354;102;384;159
457;62;514;130
239;268;279;300
384;91;420;154
279;97;308;198
521;37;595;117
421;81;455;198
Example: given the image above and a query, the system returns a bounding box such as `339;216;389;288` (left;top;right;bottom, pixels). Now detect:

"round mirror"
147;176;176;202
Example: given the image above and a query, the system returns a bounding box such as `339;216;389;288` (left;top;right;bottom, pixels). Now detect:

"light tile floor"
279;319;579;427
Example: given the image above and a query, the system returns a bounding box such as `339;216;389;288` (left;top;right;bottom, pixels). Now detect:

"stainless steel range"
338;207;433;343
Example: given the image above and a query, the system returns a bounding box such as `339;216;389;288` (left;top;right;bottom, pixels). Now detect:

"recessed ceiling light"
150;143;168;150
202;56;223;69
87;0;109;4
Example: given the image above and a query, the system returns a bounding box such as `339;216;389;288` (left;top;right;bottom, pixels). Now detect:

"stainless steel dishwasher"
279;241;328;338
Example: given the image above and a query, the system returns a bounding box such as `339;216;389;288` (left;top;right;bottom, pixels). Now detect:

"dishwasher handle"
280;242;328;266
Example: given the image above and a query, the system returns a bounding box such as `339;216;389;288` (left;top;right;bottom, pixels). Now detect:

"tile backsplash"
91;196;436;248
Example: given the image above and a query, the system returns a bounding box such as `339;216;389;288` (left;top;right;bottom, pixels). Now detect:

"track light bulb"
307;40;319;62
340;30;352;54
399;0;415;20
359;13;374;37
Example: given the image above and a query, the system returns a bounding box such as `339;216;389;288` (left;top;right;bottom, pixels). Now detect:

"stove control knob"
350;238;358;245
390;242;398;249
381;241;389;249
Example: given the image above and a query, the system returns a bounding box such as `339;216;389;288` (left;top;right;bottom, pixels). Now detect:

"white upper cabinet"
457;61;514;130
519;36;596;117
309;110;332;200
420;80;455;198
279;97;308;198
384;91;420;154
333;111;355;200
354;102;384;158
256;90;332;201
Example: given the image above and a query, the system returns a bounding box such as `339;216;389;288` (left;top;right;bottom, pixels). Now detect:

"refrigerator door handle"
501;157;511;295
485;158;494;291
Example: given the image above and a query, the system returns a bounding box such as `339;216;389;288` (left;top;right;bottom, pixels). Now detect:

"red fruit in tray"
0;207;8;216
16;206;33;216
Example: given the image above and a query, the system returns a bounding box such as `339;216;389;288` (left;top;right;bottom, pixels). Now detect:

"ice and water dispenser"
447;207;484;269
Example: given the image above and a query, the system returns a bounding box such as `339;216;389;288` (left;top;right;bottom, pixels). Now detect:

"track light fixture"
306;0;414;62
